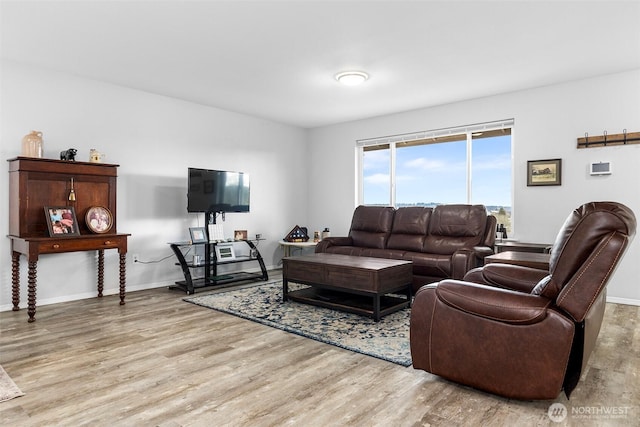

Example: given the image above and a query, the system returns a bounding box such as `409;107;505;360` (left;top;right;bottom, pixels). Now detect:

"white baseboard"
5;263;631;312
606;296;640;307
1;264;281;312
0;280;174;312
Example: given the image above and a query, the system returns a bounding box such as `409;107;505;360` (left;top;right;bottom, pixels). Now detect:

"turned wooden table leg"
119;252;126;305
12;251;20;311
27;260;37;323
97;249;105;297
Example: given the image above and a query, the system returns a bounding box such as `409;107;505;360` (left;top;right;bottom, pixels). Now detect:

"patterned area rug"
184;281;412;367
0;365;24;403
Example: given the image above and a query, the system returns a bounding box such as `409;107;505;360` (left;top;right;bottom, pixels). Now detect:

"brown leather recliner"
410;202;636;400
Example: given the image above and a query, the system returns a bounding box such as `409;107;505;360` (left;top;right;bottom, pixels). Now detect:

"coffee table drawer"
326;268;373;289
283;261;326;282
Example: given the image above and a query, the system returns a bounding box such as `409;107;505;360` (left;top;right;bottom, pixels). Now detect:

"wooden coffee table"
282;253;413;321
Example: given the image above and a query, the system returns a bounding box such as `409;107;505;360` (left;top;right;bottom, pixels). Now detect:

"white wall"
1;61;308;311
307;69;640;304
2;63;639;310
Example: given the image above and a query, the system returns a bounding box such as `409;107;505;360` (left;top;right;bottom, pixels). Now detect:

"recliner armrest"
434;279;551;325
464;263;549;293
315;236;353;253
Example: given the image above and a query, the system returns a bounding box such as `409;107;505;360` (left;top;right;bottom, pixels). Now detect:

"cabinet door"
10;169;117;237
20;171;71;236
73;177;116;233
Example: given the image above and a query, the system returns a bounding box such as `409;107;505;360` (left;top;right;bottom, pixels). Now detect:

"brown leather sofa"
410;201;636;400
315;204;496;292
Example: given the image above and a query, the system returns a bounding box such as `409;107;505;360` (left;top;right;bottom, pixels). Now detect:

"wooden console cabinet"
7;157;130;322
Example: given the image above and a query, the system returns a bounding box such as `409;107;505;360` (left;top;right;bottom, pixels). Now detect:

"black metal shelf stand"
169;239;268;294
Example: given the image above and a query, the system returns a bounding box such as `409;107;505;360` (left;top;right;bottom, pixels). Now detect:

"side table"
494;241;552;253
485;251;550;270
278;240;318;257
9;233;130;322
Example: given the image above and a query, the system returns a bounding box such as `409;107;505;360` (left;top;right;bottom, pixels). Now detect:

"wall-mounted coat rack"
577;129;640;149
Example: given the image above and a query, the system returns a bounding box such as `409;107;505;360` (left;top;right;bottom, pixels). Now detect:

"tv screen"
187;168;250;213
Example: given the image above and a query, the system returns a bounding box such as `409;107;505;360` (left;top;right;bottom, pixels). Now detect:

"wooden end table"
485;250;550;270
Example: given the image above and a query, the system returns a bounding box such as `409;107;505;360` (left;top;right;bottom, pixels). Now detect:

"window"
358;120;513;234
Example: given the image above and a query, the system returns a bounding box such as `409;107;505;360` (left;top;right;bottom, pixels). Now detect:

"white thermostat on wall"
590;161;612;176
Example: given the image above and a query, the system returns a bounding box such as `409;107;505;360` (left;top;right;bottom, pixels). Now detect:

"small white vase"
21;131;43;158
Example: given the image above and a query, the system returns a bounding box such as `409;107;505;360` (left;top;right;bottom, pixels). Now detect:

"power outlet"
132;254;139;263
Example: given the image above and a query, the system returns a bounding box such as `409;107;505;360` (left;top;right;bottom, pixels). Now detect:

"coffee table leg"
373;295;381;322
283;278;289;302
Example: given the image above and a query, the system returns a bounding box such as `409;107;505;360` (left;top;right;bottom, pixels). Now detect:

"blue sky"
363;135;512;207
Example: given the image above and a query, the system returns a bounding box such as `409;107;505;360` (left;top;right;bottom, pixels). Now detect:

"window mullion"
390;141;397;206
466;132;473;203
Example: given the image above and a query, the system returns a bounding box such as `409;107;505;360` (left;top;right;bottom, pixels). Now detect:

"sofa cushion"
387;207;432;252
348;206;395;249
321;246;368;256
423;204;487;254
407;252;453;278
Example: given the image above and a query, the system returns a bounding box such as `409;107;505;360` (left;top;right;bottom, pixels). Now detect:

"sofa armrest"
451;247;492;279
433;279;551;325
473;245;494;260
315;236;353;253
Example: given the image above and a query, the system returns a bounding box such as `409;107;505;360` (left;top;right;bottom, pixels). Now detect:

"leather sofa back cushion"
424;204;487;254
349;206;395;249
387;207;432;252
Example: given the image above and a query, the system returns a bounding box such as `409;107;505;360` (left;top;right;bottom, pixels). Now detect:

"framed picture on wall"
44;206;80;236
527;158;562;186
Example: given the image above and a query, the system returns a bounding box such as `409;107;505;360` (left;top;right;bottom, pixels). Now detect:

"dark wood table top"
283;253;412;270
485;251;550;270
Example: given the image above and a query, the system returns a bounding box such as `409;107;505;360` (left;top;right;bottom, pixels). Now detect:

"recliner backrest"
387;207;432;252
423;204;488;254
348;205;395;249
532;202;636;321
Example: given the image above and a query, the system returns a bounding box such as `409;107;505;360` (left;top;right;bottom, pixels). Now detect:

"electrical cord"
134;248;189;265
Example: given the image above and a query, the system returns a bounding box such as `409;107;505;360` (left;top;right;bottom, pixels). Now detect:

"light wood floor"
1;272;638;426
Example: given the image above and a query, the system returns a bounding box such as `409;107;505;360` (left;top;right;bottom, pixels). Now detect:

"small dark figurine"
60;148;77;161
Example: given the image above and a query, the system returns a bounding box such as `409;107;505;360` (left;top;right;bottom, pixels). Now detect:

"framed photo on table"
527;158;562;186
44;206;80;236
86;206;113;234
215;244;236;261
189;227;208;244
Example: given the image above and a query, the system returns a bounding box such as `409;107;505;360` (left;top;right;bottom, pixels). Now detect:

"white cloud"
472;154;511;171
364;173;389;185
404;157;465;173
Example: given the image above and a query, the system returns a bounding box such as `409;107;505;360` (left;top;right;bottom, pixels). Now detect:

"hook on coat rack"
577;129;640;149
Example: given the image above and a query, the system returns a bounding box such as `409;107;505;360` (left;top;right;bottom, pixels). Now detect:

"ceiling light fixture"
335;71;369;86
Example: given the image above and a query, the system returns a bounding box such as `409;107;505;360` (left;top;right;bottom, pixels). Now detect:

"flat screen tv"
187;168;250;213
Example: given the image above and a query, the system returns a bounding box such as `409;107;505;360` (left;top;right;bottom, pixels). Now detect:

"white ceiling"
2;1;639;129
